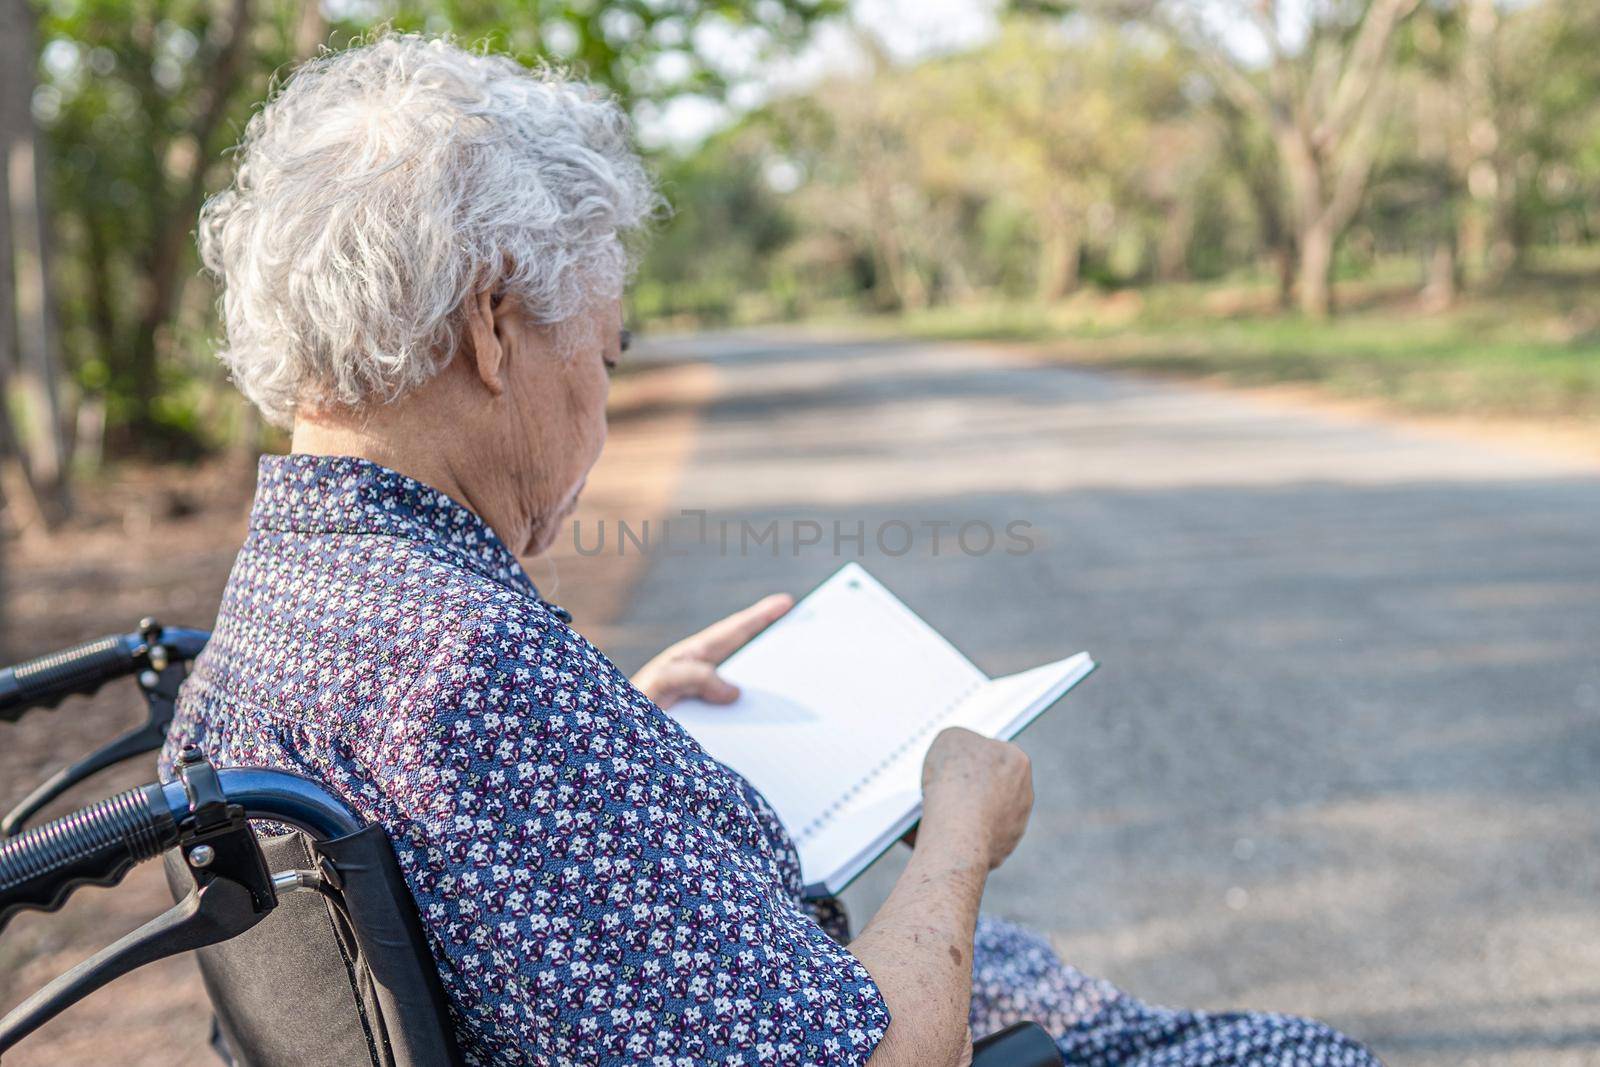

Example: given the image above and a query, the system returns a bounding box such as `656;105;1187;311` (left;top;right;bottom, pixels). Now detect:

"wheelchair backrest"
0;758;462;1066
163;827;460;1067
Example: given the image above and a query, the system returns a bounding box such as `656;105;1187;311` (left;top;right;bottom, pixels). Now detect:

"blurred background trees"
4;0;1599;523
641;0;1600;325
1;0;837;525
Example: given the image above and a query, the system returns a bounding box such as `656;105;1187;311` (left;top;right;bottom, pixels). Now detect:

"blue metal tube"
158;768;364;841
158;628;211;661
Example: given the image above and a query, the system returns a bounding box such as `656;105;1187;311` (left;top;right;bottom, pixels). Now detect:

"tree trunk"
0;398;51;534
129;0;253;435
1420;238;1459;312
1273;239;1297;311
1461;0;1516;283
85;209;119;373
1297;220;1336;319
1035;211;1081;303
293;0;327;58
1192;0;1418;320
0;0;70;526
868;220;923;312
1155;200;1192;283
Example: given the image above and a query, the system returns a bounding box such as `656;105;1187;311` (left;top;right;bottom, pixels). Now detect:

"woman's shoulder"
393;583;652;732
207;524;602;725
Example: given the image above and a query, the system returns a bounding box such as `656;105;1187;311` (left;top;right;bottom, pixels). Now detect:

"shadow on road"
609;466;1600;1067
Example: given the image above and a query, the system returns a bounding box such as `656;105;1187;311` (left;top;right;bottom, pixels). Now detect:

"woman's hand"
632;593;793;709
920;727;1034;871
852;728;1033;1067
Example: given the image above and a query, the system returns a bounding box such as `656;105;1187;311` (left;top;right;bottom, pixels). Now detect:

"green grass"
848;263;1600;423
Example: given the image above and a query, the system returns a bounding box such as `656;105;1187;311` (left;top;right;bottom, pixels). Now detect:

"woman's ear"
462;287;507;397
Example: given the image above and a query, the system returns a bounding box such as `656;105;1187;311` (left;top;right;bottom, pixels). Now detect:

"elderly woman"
161;34;1380;1067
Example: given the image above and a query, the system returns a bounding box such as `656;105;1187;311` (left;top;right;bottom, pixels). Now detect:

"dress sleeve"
371;609;891;1066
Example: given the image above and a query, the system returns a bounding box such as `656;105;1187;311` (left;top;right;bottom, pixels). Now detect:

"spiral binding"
792;675;984;845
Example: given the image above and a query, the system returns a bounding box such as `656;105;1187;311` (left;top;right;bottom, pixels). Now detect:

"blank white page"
800;653;1097;893
946;654;1097;741
669;563;984;850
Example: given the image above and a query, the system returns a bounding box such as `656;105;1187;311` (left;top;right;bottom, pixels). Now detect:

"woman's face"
500;298;623;555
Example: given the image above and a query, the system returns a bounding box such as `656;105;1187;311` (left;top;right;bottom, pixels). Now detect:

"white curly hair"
198;33;659;427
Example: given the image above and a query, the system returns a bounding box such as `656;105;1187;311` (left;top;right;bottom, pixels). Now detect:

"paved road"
606;331;1600;1067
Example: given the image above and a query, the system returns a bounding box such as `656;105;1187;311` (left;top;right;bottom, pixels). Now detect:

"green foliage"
30;0;836;451
27;0;1600;453
383;0;842;105
634;127;796;323
636;17;1226;315
634;1;1600;333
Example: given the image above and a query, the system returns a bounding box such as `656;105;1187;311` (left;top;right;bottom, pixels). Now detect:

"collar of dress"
249;452;539;597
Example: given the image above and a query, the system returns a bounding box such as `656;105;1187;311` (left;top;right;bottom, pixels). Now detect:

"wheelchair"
0;625;1062;1066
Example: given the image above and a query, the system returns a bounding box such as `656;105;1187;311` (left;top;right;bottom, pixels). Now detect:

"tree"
983;27;1189;298
764;49;944;313
634;128;796;322
813;22;1191;305
32;0;840;455
1141;0;1424;317
1457;0;1513;280
2;0;70;528
1212;94;1297;307
1486;0;1600;271
400;0;843;110
38;0;327;449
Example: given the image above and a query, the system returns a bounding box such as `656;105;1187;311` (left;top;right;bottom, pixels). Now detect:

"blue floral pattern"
161;454;1379;1067
969;919;1378;1066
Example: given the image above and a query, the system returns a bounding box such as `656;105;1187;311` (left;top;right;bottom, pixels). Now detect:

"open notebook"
668;562;1095;897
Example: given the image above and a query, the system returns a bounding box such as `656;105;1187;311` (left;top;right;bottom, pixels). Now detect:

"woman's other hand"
632;593;793;709
920;727;1034;872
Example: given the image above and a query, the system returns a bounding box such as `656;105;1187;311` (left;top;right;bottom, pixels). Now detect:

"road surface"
603;330;1600;1067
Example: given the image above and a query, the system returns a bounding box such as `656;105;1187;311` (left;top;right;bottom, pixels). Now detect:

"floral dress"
161;454;1380;1067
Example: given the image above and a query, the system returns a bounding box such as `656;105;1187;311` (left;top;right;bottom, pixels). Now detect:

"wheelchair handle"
0;764;361;931
0;633;144;720
0;624;210;721
0;784;177;925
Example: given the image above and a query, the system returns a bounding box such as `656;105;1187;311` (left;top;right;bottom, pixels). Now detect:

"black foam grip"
0;784;176;930
0;634;140;721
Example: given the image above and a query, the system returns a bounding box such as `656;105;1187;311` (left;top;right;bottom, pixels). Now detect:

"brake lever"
0;877;261;1050
1;626;195;836
0;749;279;1054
